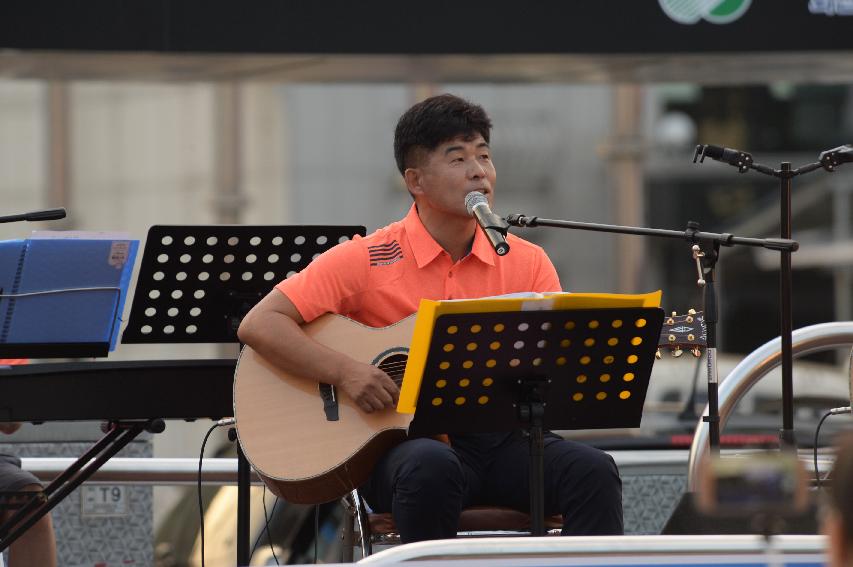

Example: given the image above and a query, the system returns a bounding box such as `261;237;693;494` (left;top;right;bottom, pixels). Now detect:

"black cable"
814;409;835;490
314;505;320;564
250;485;281;562
262;485;280;565
197;423;221;567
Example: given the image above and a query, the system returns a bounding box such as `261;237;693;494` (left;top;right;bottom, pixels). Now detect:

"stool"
340;489;563;561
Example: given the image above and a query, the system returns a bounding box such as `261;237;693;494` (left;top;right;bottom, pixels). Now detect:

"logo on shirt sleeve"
368;240;404;267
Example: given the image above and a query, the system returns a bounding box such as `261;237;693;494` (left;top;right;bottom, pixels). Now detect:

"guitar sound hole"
377;353;408;384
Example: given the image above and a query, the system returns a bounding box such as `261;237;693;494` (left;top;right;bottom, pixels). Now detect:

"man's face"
411;134;496;218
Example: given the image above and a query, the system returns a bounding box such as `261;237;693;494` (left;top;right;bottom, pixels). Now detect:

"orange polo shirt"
276;204;561;327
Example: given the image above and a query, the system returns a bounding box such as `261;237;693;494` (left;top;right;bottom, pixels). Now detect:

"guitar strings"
381;372;406;380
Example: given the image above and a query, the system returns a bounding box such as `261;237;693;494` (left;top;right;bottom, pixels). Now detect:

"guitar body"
233;314;416;504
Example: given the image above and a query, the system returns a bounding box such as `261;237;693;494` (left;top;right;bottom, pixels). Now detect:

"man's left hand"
0;422;22;435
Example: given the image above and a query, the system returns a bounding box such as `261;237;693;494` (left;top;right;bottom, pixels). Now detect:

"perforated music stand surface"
408;307;663;436
123;225;365;344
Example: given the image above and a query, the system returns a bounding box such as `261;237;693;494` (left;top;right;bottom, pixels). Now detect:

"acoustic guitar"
233;310;704;504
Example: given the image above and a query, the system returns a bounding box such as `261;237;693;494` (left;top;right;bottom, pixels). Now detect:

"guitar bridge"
319;383;339;421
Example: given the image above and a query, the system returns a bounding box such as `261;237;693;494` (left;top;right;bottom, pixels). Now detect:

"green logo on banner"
659;0;752;24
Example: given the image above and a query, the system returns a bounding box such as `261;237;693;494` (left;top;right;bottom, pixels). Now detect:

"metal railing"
688;321;853;491
19;450;694;487
20;457;263;485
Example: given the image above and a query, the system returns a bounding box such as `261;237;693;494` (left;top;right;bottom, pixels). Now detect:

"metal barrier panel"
2;440;152;567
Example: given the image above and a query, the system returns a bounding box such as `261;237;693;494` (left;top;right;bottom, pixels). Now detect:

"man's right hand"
337;360;400;414
239;291;402;414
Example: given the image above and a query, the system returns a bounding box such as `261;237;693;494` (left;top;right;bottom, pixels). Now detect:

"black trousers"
361;432;623;543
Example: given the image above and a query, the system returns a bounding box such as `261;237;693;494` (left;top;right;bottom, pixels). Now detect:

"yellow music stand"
399;294;663;536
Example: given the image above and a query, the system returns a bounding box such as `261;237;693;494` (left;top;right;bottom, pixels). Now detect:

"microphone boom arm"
479;210;510;235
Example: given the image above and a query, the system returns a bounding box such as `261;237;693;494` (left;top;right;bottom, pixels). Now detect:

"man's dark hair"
394;94;493;175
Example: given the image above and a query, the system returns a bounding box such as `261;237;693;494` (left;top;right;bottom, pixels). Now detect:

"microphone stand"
693;144;851;451
505;213;798;454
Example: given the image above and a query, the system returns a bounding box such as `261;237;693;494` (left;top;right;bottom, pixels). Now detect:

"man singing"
239;93;623;542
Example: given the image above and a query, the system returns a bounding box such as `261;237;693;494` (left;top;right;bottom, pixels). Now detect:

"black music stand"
408;307;662;536
122;224;365;567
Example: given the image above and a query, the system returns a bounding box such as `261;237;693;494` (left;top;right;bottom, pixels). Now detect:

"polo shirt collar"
403;203;496;268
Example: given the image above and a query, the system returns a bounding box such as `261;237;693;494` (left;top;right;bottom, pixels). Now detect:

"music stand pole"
518;379;546;535
237;444;251;563
231;337;251;567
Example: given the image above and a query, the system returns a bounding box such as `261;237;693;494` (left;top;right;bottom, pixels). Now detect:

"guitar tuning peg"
655;349;662;360
671;311;677;317
691;347;702;358
673;346;683;358
688;308;696;315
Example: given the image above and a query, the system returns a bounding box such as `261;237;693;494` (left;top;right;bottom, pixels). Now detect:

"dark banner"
1;0;852;55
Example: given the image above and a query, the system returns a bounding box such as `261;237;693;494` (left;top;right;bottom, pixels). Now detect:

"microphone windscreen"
26;208;67;221
837;144;853;163
464;191;487;216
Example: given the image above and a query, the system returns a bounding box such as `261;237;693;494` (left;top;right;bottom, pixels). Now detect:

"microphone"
819;144;853;172
693;144;753;173
0;207;67;225
464;191;510;256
